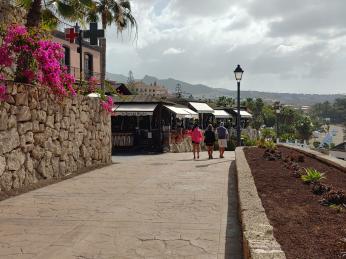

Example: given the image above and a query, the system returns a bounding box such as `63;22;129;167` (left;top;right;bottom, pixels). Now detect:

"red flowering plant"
0;25;76;100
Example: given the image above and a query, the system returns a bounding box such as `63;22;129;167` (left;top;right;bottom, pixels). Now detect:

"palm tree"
86;0;137;88
18;0;91;28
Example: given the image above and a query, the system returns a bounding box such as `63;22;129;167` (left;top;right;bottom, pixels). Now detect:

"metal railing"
67;66;101;82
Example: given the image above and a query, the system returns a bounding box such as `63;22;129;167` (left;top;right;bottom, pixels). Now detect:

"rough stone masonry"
0;82;112;192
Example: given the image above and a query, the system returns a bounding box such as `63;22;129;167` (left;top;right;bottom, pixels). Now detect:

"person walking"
191;123;203;159
204;124;216;159
217;122;229;158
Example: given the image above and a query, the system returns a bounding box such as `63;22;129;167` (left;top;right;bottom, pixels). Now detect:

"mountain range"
106;72;345;106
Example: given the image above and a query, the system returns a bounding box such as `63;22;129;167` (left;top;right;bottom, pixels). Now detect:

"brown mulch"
244;146;346;259
0;163;111;202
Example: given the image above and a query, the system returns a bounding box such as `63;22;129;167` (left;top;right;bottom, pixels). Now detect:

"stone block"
16;106;31;122
0;127;20;154
37;110;47;123
0;109;8;131
0;156;5;176
6;148;25;171
18;122;33;135
7;115;16;129
32;121;40;132
33;133;46;146
46;115;54;128
15;92;28;106
0;171;12;191
25;154;34;173
31;146;45;160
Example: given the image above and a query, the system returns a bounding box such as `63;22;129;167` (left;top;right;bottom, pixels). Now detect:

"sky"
105;0;346;94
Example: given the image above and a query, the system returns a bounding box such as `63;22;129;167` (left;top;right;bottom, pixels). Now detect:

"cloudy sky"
106;0;346;94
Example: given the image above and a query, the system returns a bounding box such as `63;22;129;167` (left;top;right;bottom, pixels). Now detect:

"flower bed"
244;146;346;259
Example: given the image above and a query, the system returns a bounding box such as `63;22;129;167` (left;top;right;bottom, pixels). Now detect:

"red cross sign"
65;28;78;43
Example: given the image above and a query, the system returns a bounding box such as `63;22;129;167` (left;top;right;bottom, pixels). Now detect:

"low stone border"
235;147;286;259
279;144;346;173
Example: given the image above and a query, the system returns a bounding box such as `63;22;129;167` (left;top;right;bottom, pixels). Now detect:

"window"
84;53;93;80
62;46;70;72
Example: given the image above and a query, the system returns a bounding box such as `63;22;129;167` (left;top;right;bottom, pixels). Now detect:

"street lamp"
234;64;244;147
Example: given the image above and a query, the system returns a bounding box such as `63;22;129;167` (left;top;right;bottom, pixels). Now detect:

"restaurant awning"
113;103;158;116
189;102;214;113
182;108;199;119
164;106;199;119
233;109;253;118
213;110;231;119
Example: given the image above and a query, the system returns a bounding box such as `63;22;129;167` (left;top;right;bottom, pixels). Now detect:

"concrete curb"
235;147;286;259
279;144;346;173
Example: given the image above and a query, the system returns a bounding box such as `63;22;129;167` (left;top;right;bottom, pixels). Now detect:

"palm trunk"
100;38;106;90
100;19;107;90
26;0;42;28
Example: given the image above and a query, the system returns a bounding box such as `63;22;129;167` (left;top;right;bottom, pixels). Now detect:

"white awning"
113;103;157;116
182;108;199;119
189;102;214;113
233;109;252;118
213;110;231;118
164;106;199;119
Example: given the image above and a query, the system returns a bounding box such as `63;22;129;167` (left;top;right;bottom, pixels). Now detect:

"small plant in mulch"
329;204;345;213
312;183;331;195
320;190;346;206
263;148;282;161
285;154;305;163
292;169;304;178
301;168;325;184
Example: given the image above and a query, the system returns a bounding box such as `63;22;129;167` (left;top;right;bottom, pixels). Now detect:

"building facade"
132;81;169;97
52;31;101;83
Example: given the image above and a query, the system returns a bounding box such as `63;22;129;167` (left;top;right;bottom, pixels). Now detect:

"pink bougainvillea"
0;25;111;112
88;76;98;93
0;25;75;98
100;96;113;113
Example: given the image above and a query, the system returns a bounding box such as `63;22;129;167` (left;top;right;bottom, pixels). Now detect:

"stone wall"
0;82;112;192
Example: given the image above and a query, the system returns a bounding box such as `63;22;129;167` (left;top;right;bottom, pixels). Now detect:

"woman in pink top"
191;124;203;159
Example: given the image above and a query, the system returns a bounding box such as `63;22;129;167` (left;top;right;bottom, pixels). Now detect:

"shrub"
263;148;282;161
257;139;277;149
320;190;346;206
301;168;325;184
313;141;320;148
312;183;331;195
227;141;236;151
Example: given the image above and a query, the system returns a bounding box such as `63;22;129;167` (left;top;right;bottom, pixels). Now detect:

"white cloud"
163;47;185;55
105;0;346;94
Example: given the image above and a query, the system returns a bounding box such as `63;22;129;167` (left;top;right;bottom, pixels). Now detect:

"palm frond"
41;8;59;30
16;0;33;9
56;1;75;18
119;0;131;11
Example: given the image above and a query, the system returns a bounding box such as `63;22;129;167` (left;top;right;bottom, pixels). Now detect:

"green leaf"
56;1;75;18
41;9;59;30
16;0;33;9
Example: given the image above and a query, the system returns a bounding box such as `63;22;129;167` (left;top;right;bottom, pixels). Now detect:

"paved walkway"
0;152;242;259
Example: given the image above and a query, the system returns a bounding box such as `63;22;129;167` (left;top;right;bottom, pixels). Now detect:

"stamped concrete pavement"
0;151;242;259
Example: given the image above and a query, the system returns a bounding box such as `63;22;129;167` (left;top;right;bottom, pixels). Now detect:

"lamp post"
234;64;244;147
274;102;281;142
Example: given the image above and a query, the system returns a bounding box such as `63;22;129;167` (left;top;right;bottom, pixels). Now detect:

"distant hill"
106;72;345;106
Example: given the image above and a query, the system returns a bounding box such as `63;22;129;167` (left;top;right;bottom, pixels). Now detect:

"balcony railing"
67;66;101;83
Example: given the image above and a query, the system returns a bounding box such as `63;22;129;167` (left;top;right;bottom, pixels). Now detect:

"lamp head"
234;64;244;82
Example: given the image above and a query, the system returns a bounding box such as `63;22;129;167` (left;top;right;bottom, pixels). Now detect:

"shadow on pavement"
224;161;243;259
